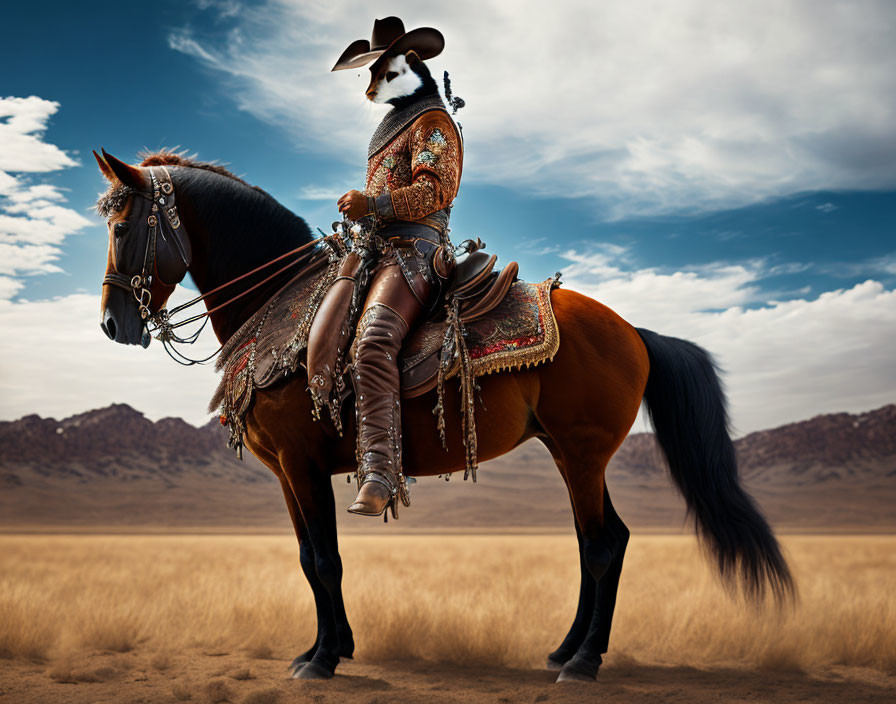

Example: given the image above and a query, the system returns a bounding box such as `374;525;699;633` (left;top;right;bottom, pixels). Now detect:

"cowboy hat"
331;16;444;71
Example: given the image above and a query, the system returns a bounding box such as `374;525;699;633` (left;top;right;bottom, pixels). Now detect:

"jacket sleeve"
374;110;463;222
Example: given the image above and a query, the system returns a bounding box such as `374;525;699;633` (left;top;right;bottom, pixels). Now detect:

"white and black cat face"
366;51;432;105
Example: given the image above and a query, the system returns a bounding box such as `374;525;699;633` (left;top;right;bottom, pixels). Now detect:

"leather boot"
306;252;365;431
347;303;409;517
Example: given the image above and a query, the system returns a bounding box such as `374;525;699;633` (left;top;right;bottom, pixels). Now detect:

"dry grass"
0;534;893;676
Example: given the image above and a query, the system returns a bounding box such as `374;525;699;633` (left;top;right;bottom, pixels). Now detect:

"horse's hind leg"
546;517;596;669
558;486;629;682
542;436;630;682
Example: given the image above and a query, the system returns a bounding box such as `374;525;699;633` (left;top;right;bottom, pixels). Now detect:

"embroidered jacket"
364;108;463;234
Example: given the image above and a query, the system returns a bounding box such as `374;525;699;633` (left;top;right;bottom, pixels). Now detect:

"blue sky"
1;0;894;433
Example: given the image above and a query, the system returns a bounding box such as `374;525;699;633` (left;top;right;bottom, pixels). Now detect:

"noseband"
102;166;192;320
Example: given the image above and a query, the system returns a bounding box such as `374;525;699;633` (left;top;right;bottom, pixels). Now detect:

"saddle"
211;240;559;471
397;243;519;397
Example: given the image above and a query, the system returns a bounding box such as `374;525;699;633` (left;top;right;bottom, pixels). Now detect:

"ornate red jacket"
364;104;463;234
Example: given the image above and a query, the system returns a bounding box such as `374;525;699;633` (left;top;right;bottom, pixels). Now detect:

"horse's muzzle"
101;306;150;347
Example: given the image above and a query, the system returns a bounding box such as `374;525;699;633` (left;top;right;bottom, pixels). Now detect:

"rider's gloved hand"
337;190;374;220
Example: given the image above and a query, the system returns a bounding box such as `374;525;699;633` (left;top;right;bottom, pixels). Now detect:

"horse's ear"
100;149;147;189
93;150;117;182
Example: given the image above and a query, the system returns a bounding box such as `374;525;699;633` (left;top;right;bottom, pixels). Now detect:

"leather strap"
102;166;190;319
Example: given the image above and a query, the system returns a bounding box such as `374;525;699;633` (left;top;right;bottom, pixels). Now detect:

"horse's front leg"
272;474;352;677
246;437;353;679
282;459;353;679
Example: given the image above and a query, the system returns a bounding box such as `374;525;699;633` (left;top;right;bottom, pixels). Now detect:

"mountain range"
1;403;893;531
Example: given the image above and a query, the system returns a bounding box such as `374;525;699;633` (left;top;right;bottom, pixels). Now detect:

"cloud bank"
0;288;221;426
170;0;896;217
0;96;90;298
559;248;896;434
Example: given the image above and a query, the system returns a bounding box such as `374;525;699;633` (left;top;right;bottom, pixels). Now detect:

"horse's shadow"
297;658;895;704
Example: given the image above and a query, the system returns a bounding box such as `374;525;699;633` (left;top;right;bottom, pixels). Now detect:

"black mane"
96;149;263;217
170;165;315;294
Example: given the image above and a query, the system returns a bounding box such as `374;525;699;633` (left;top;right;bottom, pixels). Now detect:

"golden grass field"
0;533;894;703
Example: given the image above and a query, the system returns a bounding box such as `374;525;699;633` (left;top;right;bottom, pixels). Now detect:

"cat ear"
405;50;421;66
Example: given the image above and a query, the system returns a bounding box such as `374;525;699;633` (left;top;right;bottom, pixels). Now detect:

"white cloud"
297;185;345;201
169;0;896;217
0;287;221;426
560;249;896;434
0;243;64;275
0;96;90;294
0;96;77;173
0;276;24;300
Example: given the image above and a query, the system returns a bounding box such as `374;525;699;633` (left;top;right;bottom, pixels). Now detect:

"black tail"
635;328;795;604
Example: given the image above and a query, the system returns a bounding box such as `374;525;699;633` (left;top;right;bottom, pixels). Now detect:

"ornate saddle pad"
210;257;560;449
398;277;560;397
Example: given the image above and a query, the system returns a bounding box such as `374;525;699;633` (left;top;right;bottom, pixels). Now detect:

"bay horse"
94;149;794;682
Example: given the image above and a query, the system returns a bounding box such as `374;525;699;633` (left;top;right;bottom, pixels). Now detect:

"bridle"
102;165;332;364
102;166;192;321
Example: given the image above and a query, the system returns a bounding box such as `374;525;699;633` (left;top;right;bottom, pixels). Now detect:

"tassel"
432;297;479;480
433;303;456;451
451;299;478;481
443;71;466;115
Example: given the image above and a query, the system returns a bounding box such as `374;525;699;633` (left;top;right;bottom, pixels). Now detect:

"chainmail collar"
367;94;448;159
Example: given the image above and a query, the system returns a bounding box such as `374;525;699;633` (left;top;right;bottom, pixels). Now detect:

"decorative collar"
368;94;449;159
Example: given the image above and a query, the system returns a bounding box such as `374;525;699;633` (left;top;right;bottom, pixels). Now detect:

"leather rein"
102;165;324;365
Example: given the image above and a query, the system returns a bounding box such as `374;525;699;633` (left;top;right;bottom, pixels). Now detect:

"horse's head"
94;150;192;347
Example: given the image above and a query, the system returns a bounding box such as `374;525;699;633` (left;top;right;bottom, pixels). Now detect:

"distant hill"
1;404;894;532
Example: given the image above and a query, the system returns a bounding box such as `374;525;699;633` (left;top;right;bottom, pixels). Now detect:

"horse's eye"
113;222;128;238
385;71;398;82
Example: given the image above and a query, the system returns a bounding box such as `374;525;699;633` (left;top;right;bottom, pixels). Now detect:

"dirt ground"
1;651;894;704
1;534;894;703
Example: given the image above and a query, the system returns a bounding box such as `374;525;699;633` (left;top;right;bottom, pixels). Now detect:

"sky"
1;0;894;435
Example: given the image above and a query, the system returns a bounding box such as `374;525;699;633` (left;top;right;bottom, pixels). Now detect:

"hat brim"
332;27;444;71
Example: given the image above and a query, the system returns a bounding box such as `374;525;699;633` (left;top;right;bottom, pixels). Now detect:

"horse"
93;148;794;683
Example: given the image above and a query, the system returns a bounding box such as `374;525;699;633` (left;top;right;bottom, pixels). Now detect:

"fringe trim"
433;297;479;481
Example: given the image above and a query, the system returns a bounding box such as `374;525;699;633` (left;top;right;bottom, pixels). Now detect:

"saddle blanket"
211;261;560;446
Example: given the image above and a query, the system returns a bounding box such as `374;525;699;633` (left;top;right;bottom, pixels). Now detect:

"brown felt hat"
331;16;444;71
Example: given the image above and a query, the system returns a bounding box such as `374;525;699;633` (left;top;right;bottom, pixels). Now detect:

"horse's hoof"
293;660;335;680
556;656;599;682
556;669;596;682
287;656;309;677
546;655;565;671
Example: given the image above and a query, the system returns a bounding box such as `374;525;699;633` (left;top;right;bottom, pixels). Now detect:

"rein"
102;165;327;365
150;238;323;365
